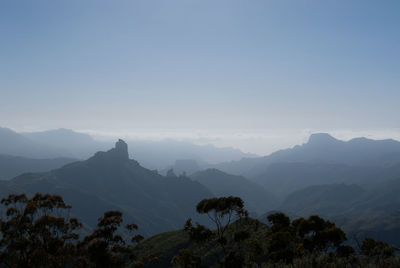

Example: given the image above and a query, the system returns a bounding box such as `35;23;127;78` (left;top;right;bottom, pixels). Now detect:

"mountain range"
0;154;76;180
1;130;400;245
190;168;277;215
214;133;400;178
0;140;215;235
0;140;275;236
0;127;255;172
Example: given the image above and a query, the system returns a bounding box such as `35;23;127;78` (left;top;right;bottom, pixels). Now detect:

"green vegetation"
0;193;153;267
1;193;400;267
0;140;213;236
135;197;400;268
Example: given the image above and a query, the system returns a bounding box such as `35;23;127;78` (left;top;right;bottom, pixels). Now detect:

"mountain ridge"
213;133;400;178
0;140;214;236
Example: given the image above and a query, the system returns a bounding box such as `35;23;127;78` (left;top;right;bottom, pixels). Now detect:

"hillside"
0;127;70;158
0;140;214;235
190;169;278;215
1;127;257;170
22;128;111;159
134;218;269;268
280;175;400;219
213;133;400;178
252;162;400;198
0;154;76;179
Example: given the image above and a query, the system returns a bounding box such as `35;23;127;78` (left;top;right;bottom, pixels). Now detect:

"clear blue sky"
1;0;399;153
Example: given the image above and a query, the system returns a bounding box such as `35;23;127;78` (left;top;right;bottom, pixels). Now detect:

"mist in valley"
1;0;400;267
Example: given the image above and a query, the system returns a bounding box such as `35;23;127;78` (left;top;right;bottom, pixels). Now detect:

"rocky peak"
113;139;129;160
89;139;129;163
307;133;340;147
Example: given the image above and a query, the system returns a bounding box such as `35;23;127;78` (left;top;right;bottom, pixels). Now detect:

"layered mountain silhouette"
161;159;201;176
0;140;213;235
214;133;400;178
190;169;277;215
252;162;400;198
22;128;111;159
280;174;400;219
0;154;76;179
0;127;256;170
2;131;400;245
0;127;70;158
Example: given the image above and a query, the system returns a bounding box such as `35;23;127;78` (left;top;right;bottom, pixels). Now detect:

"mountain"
190;169;278;215
252;162;400;198
0;154;77;179
213;133;400;178
0;140;213;236
22;128;111;159
280;183;366;218
1;126;257;170
126;139;258;171
276;178;400;247
160;159;201;176
0;127;69;158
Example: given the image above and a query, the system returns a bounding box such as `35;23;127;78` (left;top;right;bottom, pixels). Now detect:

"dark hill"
0;140;213;235
280;183;366;218
190;169;277;215
278;178;400;246
252;162;400;198
213;133;400;178
0;154;76;180
280;175;400;220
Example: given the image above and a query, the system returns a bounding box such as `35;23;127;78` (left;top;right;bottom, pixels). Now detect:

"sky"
0;0;399;154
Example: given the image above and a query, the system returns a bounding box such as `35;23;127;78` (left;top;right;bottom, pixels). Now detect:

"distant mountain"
341;212;400;247
277;178;400;246
1;126;257;170
252;162;400;198
0;154;77;179
0;127;69;158
126;139;258;171
280;183;366;218
214;133;400;178
22;128;111;159
160;159;201;176
0;140;213;236
190;169;278;215
280;174;400;220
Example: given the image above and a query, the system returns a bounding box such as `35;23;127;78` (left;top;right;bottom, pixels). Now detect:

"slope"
0;140;213;236
190;169;278;215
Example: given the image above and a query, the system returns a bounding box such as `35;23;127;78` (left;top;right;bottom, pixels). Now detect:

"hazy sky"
1;0;399;154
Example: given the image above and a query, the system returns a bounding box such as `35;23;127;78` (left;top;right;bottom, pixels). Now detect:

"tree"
361;237;396;265
80;210;143;267
292;215;346;254
0;193;146;268
266;213;349;263
184;219;214;244
0;193;82;267
171;248;202;268
266;213;295;263
195;196;247;251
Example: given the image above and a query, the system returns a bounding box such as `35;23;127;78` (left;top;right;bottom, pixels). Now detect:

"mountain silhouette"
190;169;277;215
213;133;400;178
0;140;213;235
0;126;256;170
0;127;70;158
0;154;76;180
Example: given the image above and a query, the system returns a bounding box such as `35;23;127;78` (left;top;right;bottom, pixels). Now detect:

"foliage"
194;196;248;250
0;193;146;268
171;248;202;268
2;193;400;268
0;193;81;267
